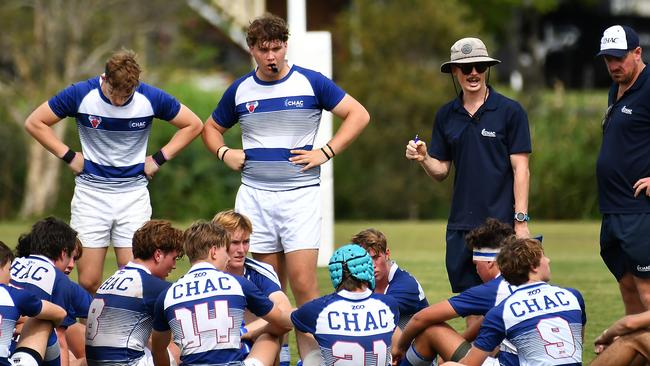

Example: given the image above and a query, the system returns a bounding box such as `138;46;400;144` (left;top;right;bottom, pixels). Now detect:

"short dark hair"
0;241;15;267
132;220;184;260
246;14;289;48
465;218;515;251
497;237;544;286
23;217;77;260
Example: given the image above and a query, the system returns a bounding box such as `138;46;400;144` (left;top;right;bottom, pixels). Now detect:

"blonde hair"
211;210;253;235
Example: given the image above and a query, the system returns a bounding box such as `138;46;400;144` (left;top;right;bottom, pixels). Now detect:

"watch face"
515;212;527;221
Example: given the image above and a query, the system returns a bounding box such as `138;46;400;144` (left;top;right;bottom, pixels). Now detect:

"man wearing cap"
596;25;650;315
405;37;531;295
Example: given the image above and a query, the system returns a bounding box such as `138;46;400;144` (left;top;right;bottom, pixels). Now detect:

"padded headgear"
328;244;375;290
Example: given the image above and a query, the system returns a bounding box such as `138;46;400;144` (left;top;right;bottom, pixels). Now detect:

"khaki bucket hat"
440;37;501;73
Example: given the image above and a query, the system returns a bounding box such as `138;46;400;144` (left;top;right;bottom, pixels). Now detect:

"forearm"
159;105;202;159
513;163;529;214
26;118;68;158
419;155;450;181
201;118;228;157
327;111;369;155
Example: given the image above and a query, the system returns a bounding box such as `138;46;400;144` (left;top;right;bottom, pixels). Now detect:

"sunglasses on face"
457;63;490;75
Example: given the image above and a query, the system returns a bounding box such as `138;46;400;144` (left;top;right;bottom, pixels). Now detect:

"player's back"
86;263;170;365
291;289;399;366
153;262;273;365
477;282;585;366
385;262;428;328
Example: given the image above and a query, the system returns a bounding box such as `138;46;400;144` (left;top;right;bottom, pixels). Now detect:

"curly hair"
497;237;544;286
465;218;514;251
183;221;229;262
132;220;184;260
246;13;289;48
351;228;388;254
104;49;141;93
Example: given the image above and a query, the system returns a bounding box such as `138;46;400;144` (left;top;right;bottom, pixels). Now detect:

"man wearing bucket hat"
596;24;650;315
405;38;532;295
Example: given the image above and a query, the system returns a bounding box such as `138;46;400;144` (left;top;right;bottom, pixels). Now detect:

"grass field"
0;220;618;364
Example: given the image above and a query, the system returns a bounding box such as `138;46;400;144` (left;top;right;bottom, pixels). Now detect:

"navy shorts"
446;229;482;293
600;213;650;281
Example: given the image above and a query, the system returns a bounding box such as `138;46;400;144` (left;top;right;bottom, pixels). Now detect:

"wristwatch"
514;212;529;222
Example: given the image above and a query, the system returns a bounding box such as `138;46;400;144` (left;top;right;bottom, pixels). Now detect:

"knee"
79;276;101;294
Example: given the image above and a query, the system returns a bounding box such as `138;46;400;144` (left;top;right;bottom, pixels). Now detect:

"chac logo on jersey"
246;101;259;113
284;98;304;108
89;115;102;128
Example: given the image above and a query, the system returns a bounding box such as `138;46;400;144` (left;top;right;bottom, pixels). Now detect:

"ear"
385;248;391;259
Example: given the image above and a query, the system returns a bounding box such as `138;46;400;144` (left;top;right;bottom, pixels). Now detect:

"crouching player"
443;237;586;366
85;220;184;365
290;244;400;366
0;241;67;366
151;221;293;366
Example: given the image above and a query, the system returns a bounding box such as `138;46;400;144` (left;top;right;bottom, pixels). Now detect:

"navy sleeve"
152;291;171;331
9;287;43;317
237;277;274;318
143;277;172;317
139;83;181;121
567;287;587;325
448;282;497;317
505;101;532;154
472;305;506;353
305;69;346;111
212;76;247;128
385;272;427;317
428;108;451;161
290;299;321;334
48;83;82;119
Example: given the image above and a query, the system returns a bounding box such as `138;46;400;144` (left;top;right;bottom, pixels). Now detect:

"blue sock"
401;343;437;366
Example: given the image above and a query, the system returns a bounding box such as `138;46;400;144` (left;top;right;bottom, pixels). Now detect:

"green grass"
0;220;618;364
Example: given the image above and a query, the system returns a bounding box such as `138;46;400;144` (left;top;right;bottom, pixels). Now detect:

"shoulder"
489;89;526;112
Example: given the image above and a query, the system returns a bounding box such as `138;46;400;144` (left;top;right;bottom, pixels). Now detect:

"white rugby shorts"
71;186;151;248
235;184;321;253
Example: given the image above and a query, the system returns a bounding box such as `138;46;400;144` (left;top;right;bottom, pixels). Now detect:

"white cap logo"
601;25;627;51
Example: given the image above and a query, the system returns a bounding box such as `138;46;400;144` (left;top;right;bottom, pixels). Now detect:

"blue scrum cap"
328;244;375;291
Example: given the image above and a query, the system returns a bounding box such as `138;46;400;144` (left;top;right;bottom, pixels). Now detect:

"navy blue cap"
597;25;640;57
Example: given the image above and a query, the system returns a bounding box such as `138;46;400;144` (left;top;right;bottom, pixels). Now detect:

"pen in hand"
414;134;419;143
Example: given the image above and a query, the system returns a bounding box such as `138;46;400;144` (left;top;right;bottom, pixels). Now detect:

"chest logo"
481;128;496;138
246;101;259;113
284;98;304;108
89;115;102;128
621;105;632;115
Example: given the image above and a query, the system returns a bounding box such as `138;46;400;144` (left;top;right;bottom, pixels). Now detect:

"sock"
402;343;437;366
279;343;290;366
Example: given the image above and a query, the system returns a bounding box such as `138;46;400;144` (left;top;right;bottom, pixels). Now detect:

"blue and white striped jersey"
152;262;274;365
243;257;281;296
85;262;171;365
10;255;79;365
0;285;42;366
384;262;428;328
62;281;92;328
291;289;399;366
212;65;346;191
474;282;586;366
48;76;181;193
449;275;519;365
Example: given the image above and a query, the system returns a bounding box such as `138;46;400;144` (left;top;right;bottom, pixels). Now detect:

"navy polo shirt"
428;86;531;230
597;66;650;213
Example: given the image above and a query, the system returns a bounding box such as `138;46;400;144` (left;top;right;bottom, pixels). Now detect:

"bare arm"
511;153;530;238
405;139;451;181
289;94;370;171
243;291;292;340
457;346;491;366
35;300;67;327
595;311;650;347
258;304;293;337
151;330;172;366
25;101;84;174
145;104;203;179
395;300;458;357
201;116;245;171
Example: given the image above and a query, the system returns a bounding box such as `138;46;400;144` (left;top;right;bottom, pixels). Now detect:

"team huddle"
6;9;650;366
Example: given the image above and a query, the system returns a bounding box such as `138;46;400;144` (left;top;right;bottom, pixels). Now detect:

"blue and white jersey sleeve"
137;83;181;121
449;276;516;317
235;275;275;317
49;80;94;118
62;282;92;327
473;303;507;353
244;257;282;296
5;286;42;317
385;263;427;327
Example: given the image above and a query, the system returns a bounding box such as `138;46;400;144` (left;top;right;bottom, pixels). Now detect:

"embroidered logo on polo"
637;265;650;272
89;115;102;128
481;128;496;138
621;105;632;115
246;101;259;113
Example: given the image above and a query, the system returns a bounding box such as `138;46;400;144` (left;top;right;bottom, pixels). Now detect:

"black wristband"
61;149;76;164
326;143;336;157
152;150;167;166
221;148;230;161
321;147;331;160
